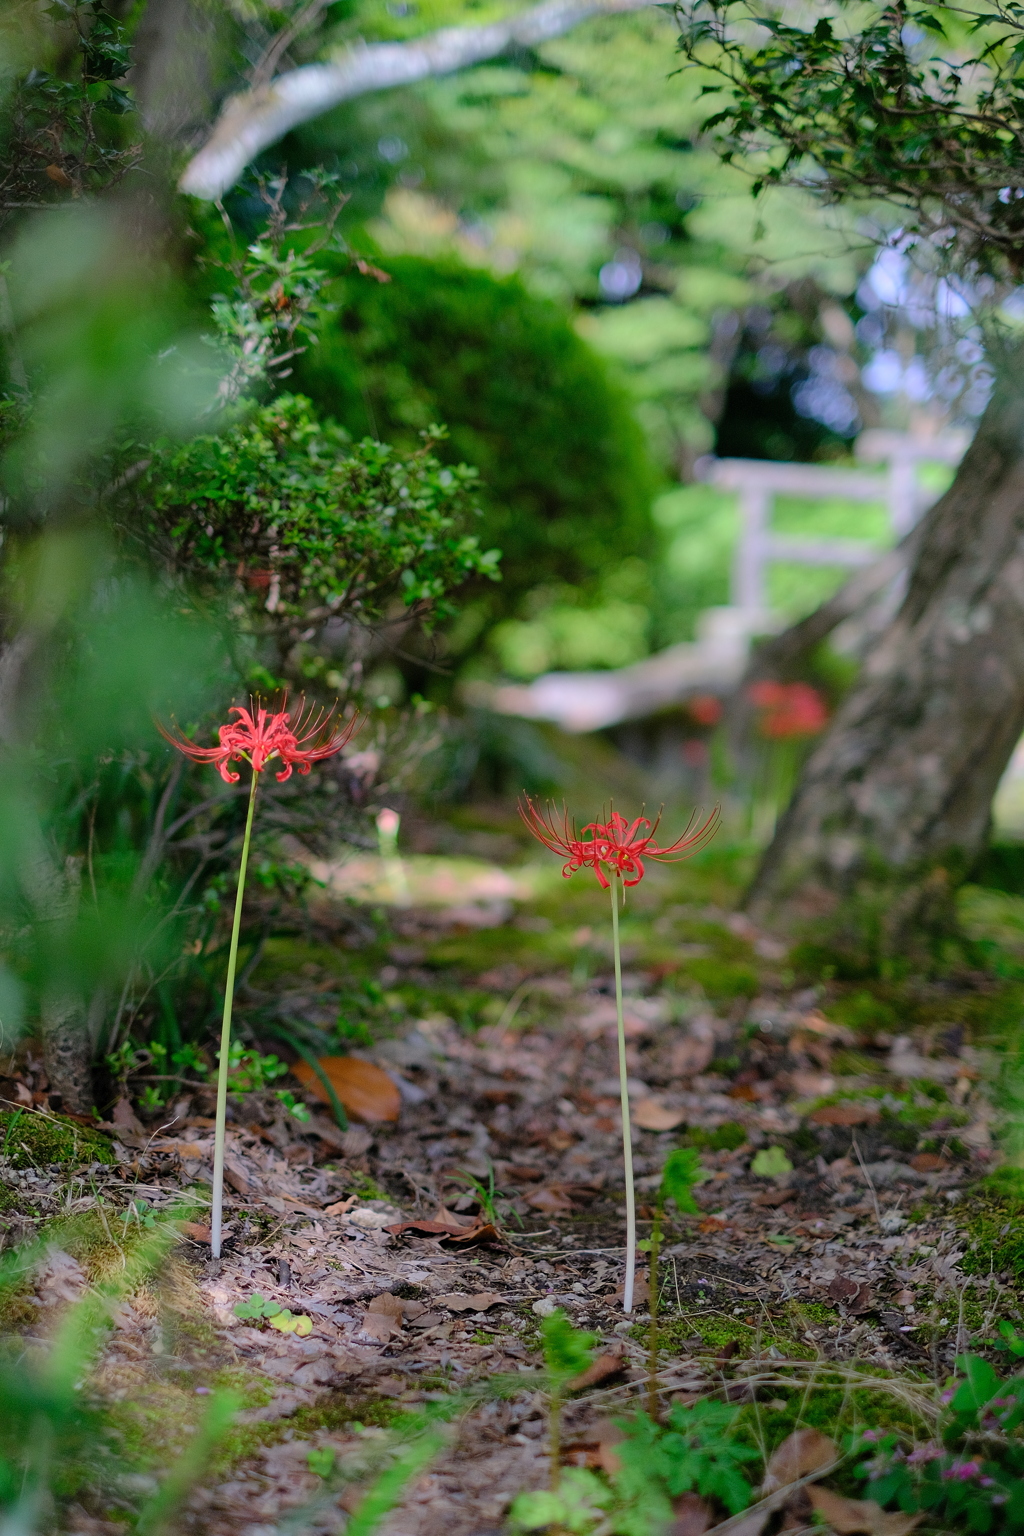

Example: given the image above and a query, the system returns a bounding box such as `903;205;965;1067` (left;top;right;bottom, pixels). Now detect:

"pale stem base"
610;872;636;1313
211;770;260;1259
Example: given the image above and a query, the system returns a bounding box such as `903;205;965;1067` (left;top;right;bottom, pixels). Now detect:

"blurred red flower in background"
748;681;828;739
687;694;724;727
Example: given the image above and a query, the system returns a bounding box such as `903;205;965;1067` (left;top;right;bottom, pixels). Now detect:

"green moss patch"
684;1122;748;1152
734;1376;930;1495
679;958;759;999
961;1168;1024;1283
0;1110;115;1168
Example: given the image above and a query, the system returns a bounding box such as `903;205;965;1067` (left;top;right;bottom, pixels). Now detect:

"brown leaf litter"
0;876;1010;1536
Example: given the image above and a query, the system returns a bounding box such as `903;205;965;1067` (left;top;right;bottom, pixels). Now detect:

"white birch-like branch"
179;0;657;200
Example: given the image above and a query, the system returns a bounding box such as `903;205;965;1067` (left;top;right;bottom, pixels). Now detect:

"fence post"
732;483;771;611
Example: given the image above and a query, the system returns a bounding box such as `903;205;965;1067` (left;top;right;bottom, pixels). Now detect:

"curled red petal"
645;805;722;861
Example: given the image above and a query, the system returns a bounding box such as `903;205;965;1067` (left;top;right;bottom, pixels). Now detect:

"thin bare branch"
179;0;657;200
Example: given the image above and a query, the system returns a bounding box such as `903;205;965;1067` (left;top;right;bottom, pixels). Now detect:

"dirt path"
1;841;1018;1534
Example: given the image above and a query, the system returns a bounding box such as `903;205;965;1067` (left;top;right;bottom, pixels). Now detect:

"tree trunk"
25;848;93;1114
746;369;1024;966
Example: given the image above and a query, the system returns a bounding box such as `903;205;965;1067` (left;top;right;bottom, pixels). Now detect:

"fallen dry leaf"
179;1221;212;1244
828;1275;874;1314
502;1163;544;1182
809;1103;879;1126
292;1056;401;1123
435;1292;503;1312
342;1124;374;1156
111;1096;146;1137
752;1187;797;1208
366;1293;405;1321
909;1152;947;1172
634;1098;687;1131
385;1216;501;1244
614;1272;650;1307
222;1153;252;1195
162;1141;207;1159
526;1185;575;1214
34;1248;88;1306
323;1195;358;1218
669;1033;715;1077
808;1486;922;1536
669;1492;715;1536
763;1428;837;1492
594;1419;625;1476
358;1310;401;1342
566;1349;626;1392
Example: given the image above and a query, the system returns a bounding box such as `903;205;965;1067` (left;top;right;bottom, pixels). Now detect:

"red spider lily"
748;680;828;739
686;694;724;728
519;797;720;888
160;700;359;783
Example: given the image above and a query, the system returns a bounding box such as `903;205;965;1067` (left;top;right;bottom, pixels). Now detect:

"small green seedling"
751;1145;793;1177
275;1089;311;1123
233;1294;313;1336
644;1147;708;1417
307;1447;336;1477
995;1319;1024;1357
542;1310;597;1488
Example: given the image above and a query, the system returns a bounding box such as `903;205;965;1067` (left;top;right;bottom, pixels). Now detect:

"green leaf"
751;1146;793;1177
659;1148;705;1213
541;1310;597;1383
509;1470;611;1533
308;1447;335;1477
951;1355;1001;1419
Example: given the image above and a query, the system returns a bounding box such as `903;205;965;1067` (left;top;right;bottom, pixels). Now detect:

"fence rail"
698;430;968;614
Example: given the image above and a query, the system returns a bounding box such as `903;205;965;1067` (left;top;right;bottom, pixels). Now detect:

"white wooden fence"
478;430;971;732
698;429;968;614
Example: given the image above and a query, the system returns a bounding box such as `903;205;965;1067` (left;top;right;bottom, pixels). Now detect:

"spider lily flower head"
518;797;720;888
160;699;360;783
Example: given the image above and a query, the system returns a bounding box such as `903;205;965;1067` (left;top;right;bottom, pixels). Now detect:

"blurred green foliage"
295;254;654;626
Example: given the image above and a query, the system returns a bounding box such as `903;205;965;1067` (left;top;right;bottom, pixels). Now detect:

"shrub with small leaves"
124;394;500;683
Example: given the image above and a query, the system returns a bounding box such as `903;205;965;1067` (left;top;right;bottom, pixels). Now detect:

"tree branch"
179;0;657;200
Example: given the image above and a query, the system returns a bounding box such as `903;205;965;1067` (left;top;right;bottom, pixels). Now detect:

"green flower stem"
610;870;636;1313
211;768;260;1259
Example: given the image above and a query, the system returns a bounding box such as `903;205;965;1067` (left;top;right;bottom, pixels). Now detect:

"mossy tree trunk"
747;366;1024;965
